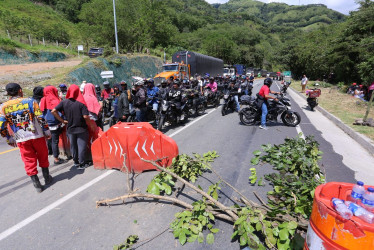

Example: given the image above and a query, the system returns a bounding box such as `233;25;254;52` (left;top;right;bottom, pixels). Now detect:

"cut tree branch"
141;158;239;221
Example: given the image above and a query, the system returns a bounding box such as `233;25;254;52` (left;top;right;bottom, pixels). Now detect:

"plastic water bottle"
345;201;374;224
362;187;374;212
331;198;352;219
350;181;365;203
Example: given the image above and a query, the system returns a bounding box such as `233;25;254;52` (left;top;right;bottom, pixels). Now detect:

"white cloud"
204;0;359;15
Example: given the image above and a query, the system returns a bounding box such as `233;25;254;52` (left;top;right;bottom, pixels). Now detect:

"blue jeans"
234;95;240;111
136;108;146;122
261;103;268;127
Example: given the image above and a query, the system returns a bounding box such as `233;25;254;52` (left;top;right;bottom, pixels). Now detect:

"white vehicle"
223;67;235;77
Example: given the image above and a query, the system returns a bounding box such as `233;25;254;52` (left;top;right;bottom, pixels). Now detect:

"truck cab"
154;63;190;85
223;67;235;77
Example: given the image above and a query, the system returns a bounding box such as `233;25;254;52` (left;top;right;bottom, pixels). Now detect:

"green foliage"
113;235;139;250
248;168;257;185
170;200;219;245
251;134;325;218
147;151;219;195
232;207;304;250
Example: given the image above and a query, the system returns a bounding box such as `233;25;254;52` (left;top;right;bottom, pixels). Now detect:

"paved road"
0;79;367;249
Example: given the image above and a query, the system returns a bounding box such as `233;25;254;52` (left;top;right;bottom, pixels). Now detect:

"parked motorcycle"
203;89;220;107
239;93;301;127
281;81;291;93
221;90;238;116
156;100;188;130
306;88;321;111
185;92;205;117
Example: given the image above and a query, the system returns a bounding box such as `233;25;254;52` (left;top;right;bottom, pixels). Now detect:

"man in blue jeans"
258;78;280;130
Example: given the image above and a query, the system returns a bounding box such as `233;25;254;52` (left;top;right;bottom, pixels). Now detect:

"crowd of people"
0;73;257;193
347;82;374;102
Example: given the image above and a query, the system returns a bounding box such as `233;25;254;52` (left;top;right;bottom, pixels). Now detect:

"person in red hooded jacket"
52;85;94;170
40;86;67;165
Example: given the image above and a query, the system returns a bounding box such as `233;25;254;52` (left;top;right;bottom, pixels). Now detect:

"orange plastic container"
304;182;374;250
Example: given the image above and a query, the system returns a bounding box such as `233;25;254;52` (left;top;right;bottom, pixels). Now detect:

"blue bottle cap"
368;187;374;192
357;181;364;186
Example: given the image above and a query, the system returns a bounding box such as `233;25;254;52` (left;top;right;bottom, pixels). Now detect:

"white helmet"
134;80;144;86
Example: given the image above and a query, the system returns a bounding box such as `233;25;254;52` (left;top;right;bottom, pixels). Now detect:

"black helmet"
209;77;214;81
95;85;101;91
161;79;167;85
264;78;273;86
173;79;180;85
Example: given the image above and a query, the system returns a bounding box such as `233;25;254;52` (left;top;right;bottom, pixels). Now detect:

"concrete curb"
289;87;374;156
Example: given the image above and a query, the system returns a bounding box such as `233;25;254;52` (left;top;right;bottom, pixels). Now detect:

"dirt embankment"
0;59;82;102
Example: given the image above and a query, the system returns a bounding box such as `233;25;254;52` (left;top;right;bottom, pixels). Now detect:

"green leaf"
146;180;160;195
279;228;289;241
206;233;214;244
179;232;186;245
255;222;262;231
234;216;246;225
251;157;259;165
288;221;298;230
231;231;238;239
210;228;219;234
198;232;204;243
253;150;262;156
187;235;197;243
274;186;281;193
239;234;247;246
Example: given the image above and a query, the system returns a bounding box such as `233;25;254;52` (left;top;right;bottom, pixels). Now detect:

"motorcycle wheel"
221;104;227;116
239;107;257;126
157;116;164;131
281;111;301;127
196;104;205;116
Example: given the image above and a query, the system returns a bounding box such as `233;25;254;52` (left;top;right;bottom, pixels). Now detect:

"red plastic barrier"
91;122;178;173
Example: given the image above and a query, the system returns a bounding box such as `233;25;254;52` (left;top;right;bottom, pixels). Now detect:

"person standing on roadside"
117;83;130;122
133;80;147;122
40;86;67;166
32;86;44;105
52;85;94;170
301;75;308;93
0;83;52;193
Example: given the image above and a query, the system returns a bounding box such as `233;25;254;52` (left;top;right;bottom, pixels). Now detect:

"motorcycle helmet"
161;79;167;86
173;79;181;86
241;75;246;79
264;78;273;87
209;77;214;81
59;84;67;89
103;81;110;89
135;80;144;86
95;85;101;91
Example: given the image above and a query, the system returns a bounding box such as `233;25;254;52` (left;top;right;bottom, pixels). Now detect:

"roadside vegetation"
290;81;374;141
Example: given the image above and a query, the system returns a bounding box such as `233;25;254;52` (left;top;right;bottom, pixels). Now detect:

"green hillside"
218;0;346;32
0;0;80;44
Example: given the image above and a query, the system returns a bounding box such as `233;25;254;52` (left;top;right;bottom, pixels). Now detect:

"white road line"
168;108;217;138
0;107;218;242
275;81;306;139
0;170;113;241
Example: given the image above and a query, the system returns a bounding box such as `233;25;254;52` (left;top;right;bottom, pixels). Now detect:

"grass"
290;80;374;141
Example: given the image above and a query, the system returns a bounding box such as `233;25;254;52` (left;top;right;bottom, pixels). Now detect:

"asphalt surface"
0;79;359;249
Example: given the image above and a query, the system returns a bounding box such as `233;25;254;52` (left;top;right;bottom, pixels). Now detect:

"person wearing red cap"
0;83;52;193
347;83;358;95
52;84;94;169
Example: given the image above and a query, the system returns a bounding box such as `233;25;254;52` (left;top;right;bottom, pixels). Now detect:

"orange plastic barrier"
304;182;374;250
91;122;178;173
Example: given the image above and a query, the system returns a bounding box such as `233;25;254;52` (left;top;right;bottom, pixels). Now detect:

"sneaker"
76;164;86;170
259;125;268;130
54;158;67;166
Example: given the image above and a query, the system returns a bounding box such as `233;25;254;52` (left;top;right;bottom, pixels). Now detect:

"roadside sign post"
77;45;83;57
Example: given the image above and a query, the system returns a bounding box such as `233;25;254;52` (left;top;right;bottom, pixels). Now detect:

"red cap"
353;83;357;85
359;85;363;88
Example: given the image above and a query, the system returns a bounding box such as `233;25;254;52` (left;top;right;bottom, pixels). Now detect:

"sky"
205;0;360;15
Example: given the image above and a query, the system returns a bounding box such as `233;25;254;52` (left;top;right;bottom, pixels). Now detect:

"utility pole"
113;0;119;54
